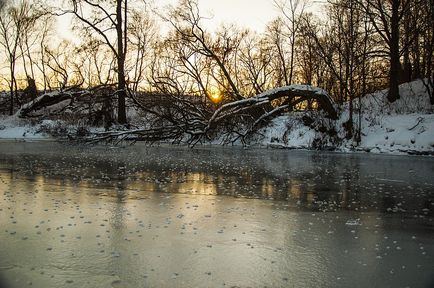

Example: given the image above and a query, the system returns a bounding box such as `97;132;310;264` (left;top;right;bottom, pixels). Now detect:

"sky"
157;0;281;33
57;0;326;39
156;0;327;33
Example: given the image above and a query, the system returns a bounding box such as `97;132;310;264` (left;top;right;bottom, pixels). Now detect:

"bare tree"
295;15;321;86
238;32;274;95
274;0;307;85
75;39;116;87
43;40;74;89
17;5;41;81
163;0;243;101
30;13;55;93
0;0;33;114
417;0;434;103
266;19;289;87
358;0;413;103
62;0;129;124
127;9;156;93
427;0;434;103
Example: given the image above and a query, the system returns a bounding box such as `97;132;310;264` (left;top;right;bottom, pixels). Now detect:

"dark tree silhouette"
64;0;128;124
358;0;413;103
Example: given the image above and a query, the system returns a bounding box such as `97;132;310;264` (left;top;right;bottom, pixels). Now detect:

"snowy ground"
0;115;49;140
258;79;434;155
0;79;433;155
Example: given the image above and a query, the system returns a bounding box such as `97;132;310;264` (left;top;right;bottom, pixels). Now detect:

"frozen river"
0;142;433;288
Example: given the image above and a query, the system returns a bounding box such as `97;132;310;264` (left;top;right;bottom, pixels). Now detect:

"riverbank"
0;115;48;140
1;79;433;155
256;79;434;155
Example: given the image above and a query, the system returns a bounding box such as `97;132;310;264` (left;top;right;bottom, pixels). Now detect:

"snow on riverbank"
0;79;433;155
0;115;49;140
258;79;434;155
353;79;434;154
356;113;434;154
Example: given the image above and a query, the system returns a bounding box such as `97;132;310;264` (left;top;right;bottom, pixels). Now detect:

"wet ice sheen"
0;142;433;288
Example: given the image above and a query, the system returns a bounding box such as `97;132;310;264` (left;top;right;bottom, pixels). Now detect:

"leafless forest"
1;0;433;144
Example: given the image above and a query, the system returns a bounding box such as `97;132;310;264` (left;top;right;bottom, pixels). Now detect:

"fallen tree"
17;85;117;127
17;91;75;118
15;84;338;145
81;84;339;145
205;85;338;131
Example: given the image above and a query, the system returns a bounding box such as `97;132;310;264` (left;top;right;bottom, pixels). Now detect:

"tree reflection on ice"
0;142;433;288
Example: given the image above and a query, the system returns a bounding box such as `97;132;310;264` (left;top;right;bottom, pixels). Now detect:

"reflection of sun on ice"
209;88;222;103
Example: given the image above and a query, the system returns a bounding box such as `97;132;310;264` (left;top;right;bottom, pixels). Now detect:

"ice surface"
0;142;433;288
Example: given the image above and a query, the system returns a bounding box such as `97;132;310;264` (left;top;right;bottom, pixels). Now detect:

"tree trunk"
430;0;434;104
288;30;296;85
40;41;47;93
9;80;14;115
9;61;15;115
387;0;401;103
117;63;127;124
276;39;288;86
116;0;127;124
347;0;355;140
401;5;412;83
25;35;35;79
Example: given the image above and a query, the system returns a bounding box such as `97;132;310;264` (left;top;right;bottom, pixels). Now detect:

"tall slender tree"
0;0;36;114
64;0;128;124
128;9;156;93
274;0;306;85
358;0;412;103
163;0;244;102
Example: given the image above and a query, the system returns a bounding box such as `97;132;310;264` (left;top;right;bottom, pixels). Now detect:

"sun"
209;88;222;103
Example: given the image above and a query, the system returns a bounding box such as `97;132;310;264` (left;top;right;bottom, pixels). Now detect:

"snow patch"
0;79;433;155
254;79;434;155
0;116;48;140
